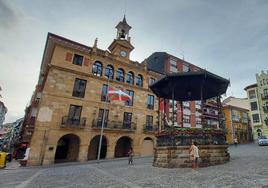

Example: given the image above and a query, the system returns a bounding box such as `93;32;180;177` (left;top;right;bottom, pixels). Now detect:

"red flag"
108;87;132;102
159;98;164;112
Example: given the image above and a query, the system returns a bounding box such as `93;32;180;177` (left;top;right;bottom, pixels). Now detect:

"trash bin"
0;152;7;169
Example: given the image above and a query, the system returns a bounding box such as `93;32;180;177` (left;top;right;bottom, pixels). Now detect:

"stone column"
106;144;115;159
78;144;89;162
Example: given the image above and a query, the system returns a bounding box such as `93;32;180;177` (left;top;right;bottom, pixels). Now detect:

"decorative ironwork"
265;118;268;126
263;106;268;113
92;119;136;131
156;128;227;146
262;94;268;100
143;124;157;132
61;116;86;128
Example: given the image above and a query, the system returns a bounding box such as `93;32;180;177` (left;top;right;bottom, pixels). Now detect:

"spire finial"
93;38;98;48
123;14;126;23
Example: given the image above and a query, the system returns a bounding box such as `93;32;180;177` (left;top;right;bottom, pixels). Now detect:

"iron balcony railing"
92;119;136;131
262;94;268;100
143;124;158;132
263;106;268;113
61;116;86;128
265;118;268;126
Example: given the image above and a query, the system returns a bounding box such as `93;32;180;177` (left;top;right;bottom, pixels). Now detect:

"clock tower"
108;15;134;60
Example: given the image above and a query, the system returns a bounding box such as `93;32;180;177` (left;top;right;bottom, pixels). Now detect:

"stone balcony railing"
91;119;136;131
61;116;86;128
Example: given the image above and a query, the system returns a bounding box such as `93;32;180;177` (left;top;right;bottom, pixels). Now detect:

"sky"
0;0;268;123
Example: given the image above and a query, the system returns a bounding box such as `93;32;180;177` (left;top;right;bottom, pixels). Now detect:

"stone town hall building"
26;17;161;165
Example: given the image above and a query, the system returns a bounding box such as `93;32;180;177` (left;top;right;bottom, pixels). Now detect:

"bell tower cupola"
116;15;132;41
108;15;134;60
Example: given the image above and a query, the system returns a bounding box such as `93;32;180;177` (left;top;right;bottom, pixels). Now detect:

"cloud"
0;0;19;29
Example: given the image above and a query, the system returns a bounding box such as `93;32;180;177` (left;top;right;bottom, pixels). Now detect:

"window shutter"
84;58;90;66
65;52;73;62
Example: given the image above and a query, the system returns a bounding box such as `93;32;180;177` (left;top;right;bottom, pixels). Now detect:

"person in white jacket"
189;141;199;169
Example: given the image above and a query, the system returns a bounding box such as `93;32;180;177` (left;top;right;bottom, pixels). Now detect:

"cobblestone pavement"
0;143;268;188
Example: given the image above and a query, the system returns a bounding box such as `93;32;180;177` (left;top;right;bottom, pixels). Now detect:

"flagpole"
97;76;110;163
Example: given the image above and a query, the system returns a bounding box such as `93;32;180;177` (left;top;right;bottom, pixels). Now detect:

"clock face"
120;50;127;57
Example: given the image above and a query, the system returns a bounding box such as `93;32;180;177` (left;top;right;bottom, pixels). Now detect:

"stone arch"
257;129;262;137
88;135;108;160
136;74;143;87
141;137;154;156
116;68;125;82
92;61;103;76
126;71;135;85
105;64;114;79
54;134;80;163
114;136;132;158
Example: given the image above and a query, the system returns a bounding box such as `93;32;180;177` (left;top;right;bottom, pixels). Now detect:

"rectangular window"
97;109;109;127
248;90;256;99
147;95;154;110
123;112;132;128
101;84;109;102
125;90;134;106
72;54;83;66
183;115;190;123
72;78;87;98
183;64;190;72
250;102;258;111
252;114;260;123
146;115;153;126
68;105;82;124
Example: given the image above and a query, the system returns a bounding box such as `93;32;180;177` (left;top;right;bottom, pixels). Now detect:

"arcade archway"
88;135;107;160
54;134;80;163
114;136;132;158
141;137;154;156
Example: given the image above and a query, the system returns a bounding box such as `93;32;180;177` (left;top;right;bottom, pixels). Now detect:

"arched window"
92;61;102;76
105;65;114;79
116;68;125;82
136;74;143;87
257;129;262;137
126;71;134;85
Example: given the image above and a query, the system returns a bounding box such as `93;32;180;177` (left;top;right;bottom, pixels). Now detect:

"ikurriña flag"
108;87;132;102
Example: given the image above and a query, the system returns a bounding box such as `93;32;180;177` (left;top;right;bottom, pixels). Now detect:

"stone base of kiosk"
153;145;229;168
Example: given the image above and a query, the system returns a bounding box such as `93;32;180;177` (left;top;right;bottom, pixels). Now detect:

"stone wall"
153;145;230;168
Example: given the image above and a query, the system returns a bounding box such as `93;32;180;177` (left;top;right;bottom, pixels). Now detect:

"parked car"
258;136;268;146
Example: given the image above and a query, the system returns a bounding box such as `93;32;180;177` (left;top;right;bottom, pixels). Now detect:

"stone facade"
245;70;268;140
153;145;230;168
223;105;250;144
27;17;160;166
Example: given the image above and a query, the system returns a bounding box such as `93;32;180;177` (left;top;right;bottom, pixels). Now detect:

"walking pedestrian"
189;141;199;170
234;138;238;147
128;147;133;165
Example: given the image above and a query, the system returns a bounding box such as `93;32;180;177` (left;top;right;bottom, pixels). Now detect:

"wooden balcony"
61;116;86;128
91;119;136;132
